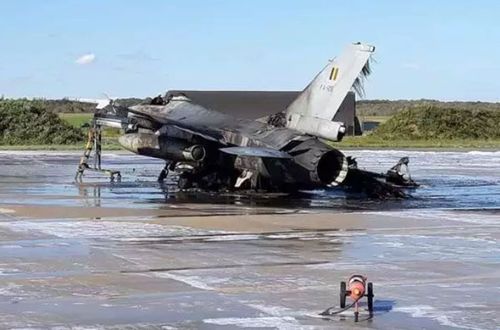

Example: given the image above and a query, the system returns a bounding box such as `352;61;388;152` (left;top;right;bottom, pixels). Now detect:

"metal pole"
96;126;102;170
92;121;98;170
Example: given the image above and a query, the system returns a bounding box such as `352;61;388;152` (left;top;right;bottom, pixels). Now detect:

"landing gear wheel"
340;281;346;308
178;174;193;190
367;282;374;314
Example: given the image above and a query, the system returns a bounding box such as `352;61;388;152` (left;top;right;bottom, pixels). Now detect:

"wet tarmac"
0;150;499;329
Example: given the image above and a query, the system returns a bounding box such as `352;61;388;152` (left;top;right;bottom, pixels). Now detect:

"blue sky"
0;0;499;101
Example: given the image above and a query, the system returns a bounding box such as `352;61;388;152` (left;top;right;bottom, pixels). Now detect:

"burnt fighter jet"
82;43;416;198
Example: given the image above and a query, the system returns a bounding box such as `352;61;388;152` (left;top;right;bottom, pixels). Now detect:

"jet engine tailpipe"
287;138;348;187
317;149;348;186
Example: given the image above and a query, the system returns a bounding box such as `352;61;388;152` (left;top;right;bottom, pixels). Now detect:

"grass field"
0;140;122;151
58;113;121;139
58;113;93;128
359;115;391;123
7;137;499;151
9;113;499;150
339;136;500;148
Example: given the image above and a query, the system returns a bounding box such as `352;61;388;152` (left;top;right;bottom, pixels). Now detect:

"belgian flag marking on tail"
329;67;339;81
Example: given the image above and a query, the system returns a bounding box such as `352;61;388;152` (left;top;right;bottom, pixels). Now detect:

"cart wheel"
340;281;347;308
367;282;374;314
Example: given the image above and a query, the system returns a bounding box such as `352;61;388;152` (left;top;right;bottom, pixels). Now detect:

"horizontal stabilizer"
220;147;292;159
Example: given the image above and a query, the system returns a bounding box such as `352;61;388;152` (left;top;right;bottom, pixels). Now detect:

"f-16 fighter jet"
80;43;416;198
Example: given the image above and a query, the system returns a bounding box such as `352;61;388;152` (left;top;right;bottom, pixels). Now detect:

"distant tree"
0;99;85;145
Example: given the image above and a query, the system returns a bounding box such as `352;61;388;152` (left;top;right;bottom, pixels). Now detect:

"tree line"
1;97;499;116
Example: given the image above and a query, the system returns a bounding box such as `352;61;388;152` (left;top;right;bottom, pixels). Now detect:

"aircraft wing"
170;125;226;144
126;102;300;150
166;90;299;120
127;105;228;144
219;147;292;159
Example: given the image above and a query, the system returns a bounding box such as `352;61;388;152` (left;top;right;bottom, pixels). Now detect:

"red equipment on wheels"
340;275;374;321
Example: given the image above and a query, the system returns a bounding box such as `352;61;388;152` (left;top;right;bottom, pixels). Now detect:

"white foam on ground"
0;283;22;296
153;272;229;291
0;245;23;249
0;208;15;214
247;303;316;319
50;326;112;330
203;316;299;329
0;267;20;275
362;209;500;225
344;150;500;178
266;233;314;239
454;303;488;308
360;231;500;263
466;151;500;156
377;233;497;245
306;262;370;271
394;305;483;330
205;234;261;241
324;231;366;237
0;220;216;239
206;231;353;241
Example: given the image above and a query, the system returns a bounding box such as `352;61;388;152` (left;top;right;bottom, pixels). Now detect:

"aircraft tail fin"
285;43;375;141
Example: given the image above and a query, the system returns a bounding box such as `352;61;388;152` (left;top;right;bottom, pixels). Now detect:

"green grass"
370;106;500;140
6;107;500;152
341;106;500;149
0;139;123;151
5;112;122;150
359;115;391;123
58;113;121;138
339;136;500;149
5;137;500;151
58;113;93;128
1;100;85;145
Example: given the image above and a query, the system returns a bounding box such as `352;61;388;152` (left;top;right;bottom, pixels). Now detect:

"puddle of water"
0;151;499;213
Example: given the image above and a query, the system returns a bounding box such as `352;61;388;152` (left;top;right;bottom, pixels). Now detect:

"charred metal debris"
75;98;417;199
74;43;418;199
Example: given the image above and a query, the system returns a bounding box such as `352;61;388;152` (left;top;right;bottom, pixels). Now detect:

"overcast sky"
0;0;499;101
